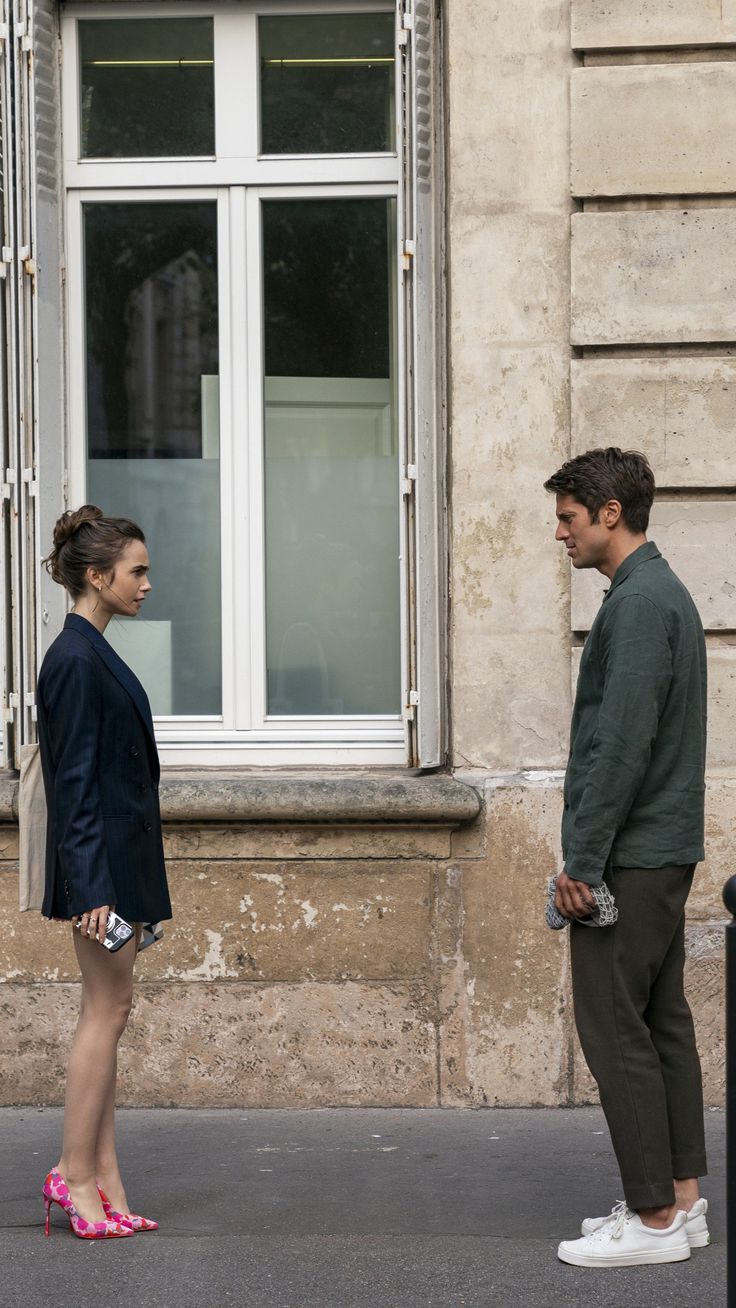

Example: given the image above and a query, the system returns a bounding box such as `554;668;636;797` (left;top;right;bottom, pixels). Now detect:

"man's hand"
555;870;597;920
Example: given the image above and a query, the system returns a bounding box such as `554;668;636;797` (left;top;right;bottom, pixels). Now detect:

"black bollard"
723;875;736;1306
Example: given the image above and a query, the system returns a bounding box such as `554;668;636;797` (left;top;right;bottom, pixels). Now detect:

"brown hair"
43;505;145;600
543;447;655;534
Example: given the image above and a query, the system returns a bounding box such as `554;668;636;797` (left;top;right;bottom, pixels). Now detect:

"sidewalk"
0;1106;724;1308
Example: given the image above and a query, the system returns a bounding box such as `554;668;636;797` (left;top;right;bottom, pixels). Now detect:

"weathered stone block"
439;784;571;1106
136;861;433;984
572;0;736;49
448;0;571;208
692;778;736;917
572;210;736;345
572;502;736;631
0;981;437;1107
450;343;572;770
571;357;736;487
572;65;736;197
685;923;724;1106
162;823;452;861
0;826;18;860
451;212;570;347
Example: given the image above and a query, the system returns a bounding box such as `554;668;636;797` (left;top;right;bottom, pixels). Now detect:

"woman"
37;505;172;1239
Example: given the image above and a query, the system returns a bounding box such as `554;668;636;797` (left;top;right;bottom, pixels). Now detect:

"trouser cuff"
623;1180;676;1211
672;1153;708;1180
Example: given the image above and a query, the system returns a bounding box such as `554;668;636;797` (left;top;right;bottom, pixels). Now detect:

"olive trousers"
570;863;707;1211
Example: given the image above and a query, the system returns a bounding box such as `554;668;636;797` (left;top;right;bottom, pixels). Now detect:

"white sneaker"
582;1197;710;1248
558;1206;690;1267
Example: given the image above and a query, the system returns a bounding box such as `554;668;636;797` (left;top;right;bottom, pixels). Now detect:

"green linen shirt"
562;540;706;886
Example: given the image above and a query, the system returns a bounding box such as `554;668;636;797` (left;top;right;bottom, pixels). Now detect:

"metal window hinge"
2;467;16;500
403;689;419;721
5;691;19;723
22;466;38;496
0;22;8;46
25;691;37;722
402;238;416;272
0;245;12;279
398;7;414;46
402;463;417;497
19;245;35;276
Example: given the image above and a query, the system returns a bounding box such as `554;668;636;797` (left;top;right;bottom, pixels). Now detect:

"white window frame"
61;0;411;766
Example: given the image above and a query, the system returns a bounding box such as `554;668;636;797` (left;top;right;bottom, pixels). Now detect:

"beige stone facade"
0;0;728;1107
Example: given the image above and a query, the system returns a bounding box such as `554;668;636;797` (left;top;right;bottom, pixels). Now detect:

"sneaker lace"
589;1200;630;1243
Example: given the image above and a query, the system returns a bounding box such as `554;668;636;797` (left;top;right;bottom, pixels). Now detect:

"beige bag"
19;743;47;912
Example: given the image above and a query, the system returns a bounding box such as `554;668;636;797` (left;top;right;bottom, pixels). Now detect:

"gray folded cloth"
545;875;618;930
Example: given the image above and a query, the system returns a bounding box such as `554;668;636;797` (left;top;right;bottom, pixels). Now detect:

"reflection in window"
84;202;221;715
79;18;214;158
263;199;400;717
259;13;395;155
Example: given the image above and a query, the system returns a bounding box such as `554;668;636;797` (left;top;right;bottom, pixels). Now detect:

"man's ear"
602;499;622;529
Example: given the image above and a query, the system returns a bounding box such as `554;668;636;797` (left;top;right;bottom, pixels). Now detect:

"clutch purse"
545;875;618;930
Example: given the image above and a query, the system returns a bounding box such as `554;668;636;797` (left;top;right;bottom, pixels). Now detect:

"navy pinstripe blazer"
37;613;172;923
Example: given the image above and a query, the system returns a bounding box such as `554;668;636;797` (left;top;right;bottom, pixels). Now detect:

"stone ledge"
0;769;482;826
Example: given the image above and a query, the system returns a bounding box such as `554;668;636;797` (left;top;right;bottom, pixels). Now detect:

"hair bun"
52;505;103;550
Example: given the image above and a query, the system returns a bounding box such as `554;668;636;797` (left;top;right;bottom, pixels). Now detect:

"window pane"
79;19;214;158
263;199;400;717
84;202;221;716
259;14;395;154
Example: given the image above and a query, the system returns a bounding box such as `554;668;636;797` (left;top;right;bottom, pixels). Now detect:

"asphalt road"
0;1106;725;1308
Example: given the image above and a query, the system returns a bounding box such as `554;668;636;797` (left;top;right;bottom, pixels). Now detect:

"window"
0;0;441;769
62;1;415;765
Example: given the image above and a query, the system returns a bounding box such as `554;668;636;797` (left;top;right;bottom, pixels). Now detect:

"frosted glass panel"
263;199;400;717
84;202;221;715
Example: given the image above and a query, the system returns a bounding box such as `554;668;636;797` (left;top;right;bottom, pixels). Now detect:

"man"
544;447;709;1269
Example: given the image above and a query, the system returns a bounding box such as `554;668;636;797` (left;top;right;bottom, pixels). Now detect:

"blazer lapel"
63;613;157;751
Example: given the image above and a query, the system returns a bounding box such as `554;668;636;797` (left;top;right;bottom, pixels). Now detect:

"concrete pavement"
0;1106;724;1308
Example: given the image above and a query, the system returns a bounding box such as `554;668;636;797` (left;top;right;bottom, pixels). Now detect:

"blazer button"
151;781;159;792
129;746;140;758
139;782;148;794
143;821;152;833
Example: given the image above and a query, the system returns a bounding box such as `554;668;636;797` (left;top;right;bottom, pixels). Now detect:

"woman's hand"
74;905;113;942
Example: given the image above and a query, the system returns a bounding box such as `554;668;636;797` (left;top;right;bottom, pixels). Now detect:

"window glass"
263;198;400;716
79;18;215;158
259;14;395;154
84;201;221;716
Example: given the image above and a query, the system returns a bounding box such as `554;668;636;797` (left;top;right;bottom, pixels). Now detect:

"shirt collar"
603;540;661;600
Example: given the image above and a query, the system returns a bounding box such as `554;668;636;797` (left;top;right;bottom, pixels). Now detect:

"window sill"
0;768;481;826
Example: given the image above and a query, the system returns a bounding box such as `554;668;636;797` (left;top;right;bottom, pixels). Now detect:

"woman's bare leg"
56;927;137;1223
94;926;141;1213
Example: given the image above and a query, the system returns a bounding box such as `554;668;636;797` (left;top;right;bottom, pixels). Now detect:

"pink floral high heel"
43;1169;134;1239
98;1186;159;1233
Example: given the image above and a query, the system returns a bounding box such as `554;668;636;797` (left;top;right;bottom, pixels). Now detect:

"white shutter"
1;0;64;766
25;2;66;670
399;0;445;768
1;0;21;767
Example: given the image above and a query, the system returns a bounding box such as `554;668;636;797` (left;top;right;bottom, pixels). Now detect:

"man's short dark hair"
543;447;655;534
